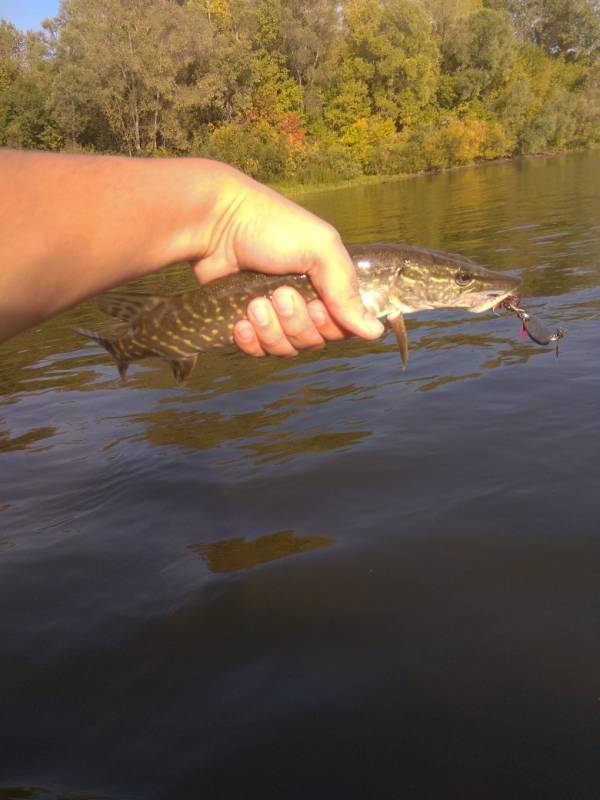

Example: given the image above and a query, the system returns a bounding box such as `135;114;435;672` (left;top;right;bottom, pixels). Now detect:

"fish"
75;243;520;383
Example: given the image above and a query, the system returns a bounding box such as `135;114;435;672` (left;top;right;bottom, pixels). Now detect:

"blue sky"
0;0;60;30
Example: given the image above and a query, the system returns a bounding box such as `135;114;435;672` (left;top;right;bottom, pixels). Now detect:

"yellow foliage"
482;119;515;159
340;115;399;174
442;117;487;163
414;113;514;170
188;0;232;30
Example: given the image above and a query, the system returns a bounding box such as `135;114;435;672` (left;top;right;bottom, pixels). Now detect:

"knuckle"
299;336;325;351
321;224;342;247
290;330;323;349
259;328;286;349
236;339;264;358
281;340;308;355
279;316;306;337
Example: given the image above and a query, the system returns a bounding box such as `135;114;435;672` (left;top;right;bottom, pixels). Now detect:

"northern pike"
76;243;520;382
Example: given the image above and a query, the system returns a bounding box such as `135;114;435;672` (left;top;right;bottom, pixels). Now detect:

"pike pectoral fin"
168;355;198;384
387;312;409;369
97;291;167;322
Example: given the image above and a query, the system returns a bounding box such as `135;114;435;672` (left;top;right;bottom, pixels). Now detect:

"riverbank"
270;148;594;198
270;172;412;197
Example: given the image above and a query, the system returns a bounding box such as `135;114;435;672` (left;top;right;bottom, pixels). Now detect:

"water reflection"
417;332;507;352
263;380;373;411
417;372;482;392
0;426;57;453
0;789;107;800
105;378;375;461
118;407;371;462
118;408;289;451
1;152;599;799
479;343;557;370
0;790;48;800
189;529;334;573
242;428;370;464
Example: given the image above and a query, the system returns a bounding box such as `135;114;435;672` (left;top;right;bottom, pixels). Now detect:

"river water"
1;152;599;799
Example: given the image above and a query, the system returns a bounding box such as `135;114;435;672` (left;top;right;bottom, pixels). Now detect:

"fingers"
233;320;266;357
192;181;384;344
306;231;384;341
234;287;336;358
191;171;385;355
306;299;346;341
234;299;297;357
271;288;326;350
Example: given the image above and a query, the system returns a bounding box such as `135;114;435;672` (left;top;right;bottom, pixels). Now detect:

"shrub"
203;120;289;181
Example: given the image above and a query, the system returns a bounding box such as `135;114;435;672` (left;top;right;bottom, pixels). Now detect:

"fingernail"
308;303;326;326
237;321;254;342
362;312;384;337
249;300;270;327
273;288;294;317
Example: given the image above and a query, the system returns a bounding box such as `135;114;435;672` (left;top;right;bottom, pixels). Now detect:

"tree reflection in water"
189;529;334;573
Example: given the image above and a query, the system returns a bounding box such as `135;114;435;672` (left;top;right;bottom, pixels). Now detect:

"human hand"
0;152;381;344
192;168;384;356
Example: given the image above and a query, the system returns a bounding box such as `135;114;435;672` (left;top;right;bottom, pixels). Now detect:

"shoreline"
271;147;595;197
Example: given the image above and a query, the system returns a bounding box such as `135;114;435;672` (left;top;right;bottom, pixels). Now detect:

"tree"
421;0;483;38
50;0;217;154
279;0;340;119
0;22;56;148
442;7;515;102
486;0;600;62
533;0;600;62
1;0;598;178
328;0;440;129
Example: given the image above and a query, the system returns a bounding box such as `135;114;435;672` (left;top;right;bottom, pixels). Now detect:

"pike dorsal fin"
97;291;167;322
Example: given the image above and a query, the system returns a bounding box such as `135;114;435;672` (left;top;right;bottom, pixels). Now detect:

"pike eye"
455;270;472;287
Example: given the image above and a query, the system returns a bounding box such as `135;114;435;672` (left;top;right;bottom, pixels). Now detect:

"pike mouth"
471;288;519;314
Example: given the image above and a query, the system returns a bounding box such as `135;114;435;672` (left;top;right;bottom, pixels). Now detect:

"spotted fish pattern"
76;243;520;383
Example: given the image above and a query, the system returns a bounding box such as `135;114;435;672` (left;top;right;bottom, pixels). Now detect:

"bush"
293;140;363;184
202;120;289;181
339;116;399;174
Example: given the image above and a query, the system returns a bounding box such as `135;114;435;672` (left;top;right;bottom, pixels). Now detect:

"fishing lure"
500;299;566;357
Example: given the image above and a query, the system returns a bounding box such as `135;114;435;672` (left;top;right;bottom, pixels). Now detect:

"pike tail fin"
74;327;131;380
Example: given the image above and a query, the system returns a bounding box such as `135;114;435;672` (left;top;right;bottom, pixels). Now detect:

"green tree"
441;7;515;103
0;22;56;148
534;0;600;62
422;0;483;38
487;0;600;62
279;0;340;120
0;22;22;116
245;0;303;125
1;0;598;181
50;0;217;154
494;41;592;152
340;0;440;127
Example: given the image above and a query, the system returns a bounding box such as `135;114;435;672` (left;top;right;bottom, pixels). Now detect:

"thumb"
307;242;384;340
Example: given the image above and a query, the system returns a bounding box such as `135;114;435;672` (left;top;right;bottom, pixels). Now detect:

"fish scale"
76;243;520;383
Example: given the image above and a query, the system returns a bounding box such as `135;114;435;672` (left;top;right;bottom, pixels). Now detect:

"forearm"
0;149;232;340
0;149;383;351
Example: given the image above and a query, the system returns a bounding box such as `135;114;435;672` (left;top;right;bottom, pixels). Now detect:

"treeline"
1;0;599;183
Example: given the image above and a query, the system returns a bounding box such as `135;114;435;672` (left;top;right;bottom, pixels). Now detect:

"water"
1;152;599;799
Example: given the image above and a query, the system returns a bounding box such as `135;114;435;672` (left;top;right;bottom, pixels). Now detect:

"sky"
0;0;60;30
